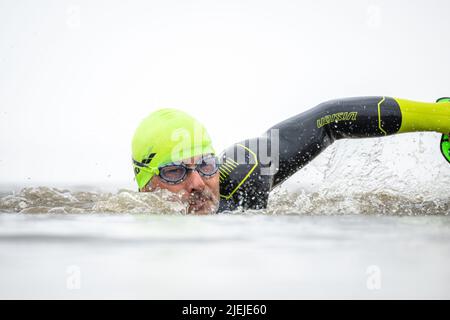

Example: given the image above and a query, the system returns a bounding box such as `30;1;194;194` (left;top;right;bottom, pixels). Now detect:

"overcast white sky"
1;0;449;189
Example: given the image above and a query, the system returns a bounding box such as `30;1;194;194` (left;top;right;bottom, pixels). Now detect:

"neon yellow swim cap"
131;108;215;189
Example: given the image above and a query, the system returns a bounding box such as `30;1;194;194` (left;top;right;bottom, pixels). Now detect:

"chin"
188;201;218;215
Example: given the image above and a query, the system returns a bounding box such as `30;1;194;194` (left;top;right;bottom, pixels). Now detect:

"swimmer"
131;97;450;214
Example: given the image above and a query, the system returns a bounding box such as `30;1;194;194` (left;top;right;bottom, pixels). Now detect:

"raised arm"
266;96;450;188
217;96;450;212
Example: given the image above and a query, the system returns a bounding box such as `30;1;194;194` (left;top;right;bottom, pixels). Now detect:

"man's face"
141;154;220;214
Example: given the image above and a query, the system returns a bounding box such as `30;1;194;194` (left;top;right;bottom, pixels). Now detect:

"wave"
0;186;448;216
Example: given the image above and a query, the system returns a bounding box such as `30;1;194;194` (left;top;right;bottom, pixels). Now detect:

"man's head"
131;108;220;214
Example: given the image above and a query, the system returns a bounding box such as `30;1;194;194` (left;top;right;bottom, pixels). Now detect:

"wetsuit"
217;96;450;212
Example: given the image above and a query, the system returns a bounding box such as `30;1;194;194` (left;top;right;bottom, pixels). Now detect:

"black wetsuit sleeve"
217;96;402;212
217;137;274;212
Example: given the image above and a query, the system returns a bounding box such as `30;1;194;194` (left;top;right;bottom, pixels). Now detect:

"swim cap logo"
133;149;157;176
142;152;156;165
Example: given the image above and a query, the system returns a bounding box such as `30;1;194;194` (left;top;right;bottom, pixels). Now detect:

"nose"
185;169;206;193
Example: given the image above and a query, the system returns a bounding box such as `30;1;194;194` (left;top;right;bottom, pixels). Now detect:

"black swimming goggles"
157;154;220;184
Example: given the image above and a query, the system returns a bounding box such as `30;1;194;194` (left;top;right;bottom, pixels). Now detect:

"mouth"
189;198;209;210
188;196;215;213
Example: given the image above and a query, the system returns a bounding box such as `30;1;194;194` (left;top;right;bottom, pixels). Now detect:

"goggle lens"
198;156;219;175
159;166;187;183
159;156;219;184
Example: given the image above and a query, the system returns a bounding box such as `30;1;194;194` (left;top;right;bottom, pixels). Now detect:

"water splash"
0;187;188;214
0;186;447;216
263;189;449;216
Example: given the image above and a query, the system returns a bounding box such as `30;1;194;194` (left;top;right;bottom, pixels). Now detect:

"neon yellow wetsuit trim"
395;98;450;134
